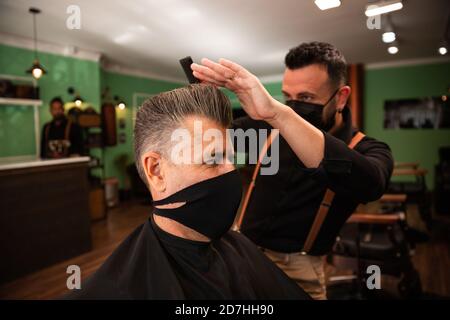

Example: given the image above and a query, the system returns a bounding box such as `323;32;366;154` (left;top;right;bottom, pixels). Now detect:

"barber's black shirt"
232;106;394;255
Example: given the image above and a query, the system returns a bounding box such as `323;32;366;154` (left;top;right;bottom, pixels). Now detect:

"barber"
191;42;394;300
41;96;83;159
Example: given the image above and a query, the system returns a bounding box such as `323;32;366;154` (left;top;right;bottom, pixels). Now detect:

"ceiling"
0;0;449;82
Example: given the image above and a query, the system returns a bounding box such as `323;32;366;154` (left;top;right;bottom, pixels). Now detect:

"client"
65;84;309;299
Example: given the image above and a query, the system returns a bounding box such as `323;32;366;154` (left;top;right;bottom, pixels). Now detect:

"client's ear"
142;151;166;193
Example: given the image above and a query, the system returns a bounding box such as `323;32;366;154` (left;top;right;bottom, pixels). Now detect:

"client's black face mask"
285;88;339;131
152;170;243;240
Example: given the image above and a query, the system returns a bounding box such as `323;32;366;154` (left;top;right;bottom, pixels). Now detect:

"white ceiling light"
314;0;341;11
388;44;399;54
365;1;403;17
382;31;396;43
437;15;449;56
382;15;396;43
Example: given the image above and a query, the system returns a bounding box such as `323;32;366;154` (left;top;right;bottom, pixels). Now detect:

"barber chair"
379;194;429;245
327;208;422;299
435;147;450;215
387;164;432;230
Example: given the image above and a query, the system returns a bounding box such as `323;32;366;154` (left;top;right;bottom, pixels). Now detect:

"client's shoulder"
62;222;151;299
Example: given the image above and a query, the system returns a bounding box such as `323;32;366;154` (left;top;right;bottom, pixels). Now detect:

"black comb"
179;56;201;84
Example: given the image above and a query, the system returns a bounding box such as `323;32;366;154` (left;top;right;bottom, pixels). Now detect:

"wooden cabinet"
0;158;92;284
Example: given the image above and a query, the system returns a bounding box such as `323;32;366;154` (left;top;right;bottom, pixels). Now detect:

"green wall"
364;61;450;188
0;43;182;188
0;44;101;157
222;82;284;109
101;71;181;188
0;104;36;157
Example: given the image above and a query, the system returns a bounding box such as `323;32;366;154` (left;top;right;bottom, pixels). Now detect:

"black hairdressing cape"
64;215;309;300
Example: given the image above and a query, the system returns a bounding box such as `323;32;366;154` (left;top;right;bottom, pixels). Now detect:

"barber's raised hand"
191;58;282;122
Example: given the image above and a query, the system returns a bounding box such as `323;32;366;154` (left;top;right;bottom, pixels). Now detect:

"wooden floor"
0;199;150;299
411;216;450;297
0;199;449;299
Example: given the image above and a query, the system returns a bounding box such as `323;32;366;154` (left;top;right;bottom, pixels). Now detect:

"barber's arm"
317;133;393;202
191;58;325;168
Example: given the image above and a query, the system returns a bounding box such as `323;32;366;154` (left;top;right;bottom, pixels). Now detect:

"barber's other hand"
191;58;282;122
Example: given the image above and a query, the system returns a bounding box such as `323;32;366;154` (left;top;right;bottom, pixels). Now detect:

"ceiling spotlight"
314;0;341;10
437;13;449;56
388;45;399;54
438;40;448;55
380;15;397;44
382;31;396;43
365;0;403;17
381;15;397;44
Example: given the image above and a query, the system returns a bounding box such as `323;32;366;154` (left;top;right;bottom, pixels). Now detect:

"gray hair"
134;84;232;186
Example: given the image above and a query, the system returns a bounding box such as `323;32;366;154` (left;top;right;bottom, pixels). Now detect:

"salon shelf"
0;97;42;106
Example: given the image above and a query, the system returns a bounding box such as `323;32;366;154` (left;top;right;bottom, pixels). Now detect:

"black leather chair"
387;165;432;229
328;211;422;299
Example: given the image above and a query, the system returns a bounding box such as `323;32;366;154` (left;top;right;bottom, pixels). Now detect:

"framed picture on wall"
384;96;450;129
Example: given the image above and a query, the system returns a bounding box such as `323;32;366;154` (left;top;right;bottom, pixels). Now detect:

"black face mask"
285;88;339;131
152;169;243;240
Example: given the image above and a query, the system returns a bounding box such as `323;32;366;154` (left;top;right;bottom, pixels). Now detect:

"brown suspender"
236;130;280;229
301;131;365;253
301;188;336;253
236;130;366;255
348;132;366;149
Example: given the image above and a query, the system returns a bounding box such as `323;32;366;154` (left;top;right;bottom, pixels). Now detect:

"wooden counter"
0;157;92;284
